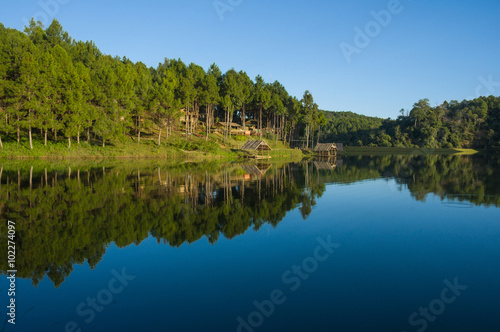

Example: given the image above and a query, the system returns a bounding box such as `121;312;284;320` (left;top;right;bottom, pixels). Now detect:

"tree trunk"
29;125;33;150
77;127;80;144
17;115;20;143
194;100;198;133
102;137;105;147
206;104;210;141
306;126;308;149
273;113;276;137
223;109;227;144
158;127;162;146
68;137;71;149
0;135;3;149
317;125;321;145
87;127;90;143
185;107;189;141
281;115;285;143
242;104;246;130
45;129;48;146
229;111;233;139
259;102;263;139
138;115;141;143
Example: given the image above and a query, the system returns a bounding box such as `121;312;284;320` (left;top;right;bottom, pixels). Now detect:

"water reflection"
0;154;499;288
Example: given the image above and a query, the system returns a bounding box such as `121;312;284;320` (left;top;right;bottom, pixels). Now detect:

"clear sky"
2;0;500;118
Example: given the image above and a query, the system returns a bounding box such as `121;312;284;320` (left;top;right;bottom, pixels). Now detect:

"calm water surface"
1;154;500;332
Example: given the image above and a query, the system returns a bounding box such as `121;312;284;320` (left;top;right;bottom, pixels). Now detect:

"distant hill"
320;95;500;150
320;110;384;146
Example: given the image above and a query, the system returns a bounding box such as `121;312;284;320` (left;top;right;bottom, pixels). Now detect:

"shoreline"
0;141;304;161
0;141;483;161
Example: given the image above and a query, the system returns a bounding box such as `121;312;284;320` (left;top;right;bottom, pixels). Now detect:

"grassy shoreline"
0;136;481;161
0;136;304;161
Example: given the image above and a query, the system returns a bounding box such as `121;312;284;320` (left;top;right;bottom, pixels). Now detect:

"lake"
1;153;500;332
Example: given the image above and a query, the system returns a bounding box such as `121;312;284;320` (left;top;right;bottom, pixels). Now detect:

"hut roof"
314;143;337;152
241;164;272;176
240;140;272;151
217;122;241;128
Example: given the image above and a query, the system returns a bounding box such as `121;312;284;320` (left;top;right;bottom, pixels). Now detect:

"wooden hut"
215;122;242;134
313;143;338;157
240;140;272;159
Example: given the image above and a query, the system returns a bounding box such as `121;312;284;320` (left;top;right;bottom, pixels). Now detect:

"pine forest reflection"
0;154;499;288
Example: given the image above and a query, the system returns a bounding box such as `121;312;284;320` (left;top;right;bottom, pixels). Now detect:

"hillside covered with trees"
0;19;328;152
322;96;500;150
1;19;499;154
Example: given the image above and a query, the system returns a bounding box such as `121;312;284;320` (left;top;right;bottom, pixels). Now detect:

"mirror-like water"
1;154;499;331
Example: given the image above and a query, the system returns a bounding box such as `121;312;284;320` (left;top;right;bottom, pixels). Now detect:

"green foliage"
168;138;220;153
0;19;319;154
232;135;248;141
4;18;497;155
322;96;500;151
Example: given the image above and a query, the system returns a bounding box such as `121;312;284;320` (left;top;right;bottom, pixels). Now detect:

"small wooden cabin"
240;140;272;159
313;143;338;157
216;122;242;134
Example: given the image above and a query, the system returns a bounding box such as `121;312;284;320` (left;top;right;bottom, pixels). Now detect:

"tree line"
322;96;500;150
0;19;328;150
2;19;498;153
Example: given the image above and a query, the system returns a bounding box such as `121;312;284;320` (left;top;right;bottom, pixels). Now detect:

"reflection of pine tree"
2;156;498;287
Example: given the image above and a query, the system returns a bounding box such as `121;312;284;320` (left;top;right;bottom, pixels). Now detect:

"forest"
322;96;500;150
1;19;499;153
0;19;327;150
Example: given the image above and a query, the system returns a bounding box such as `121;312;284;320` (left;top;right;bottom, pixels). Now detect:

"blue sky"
2;0;500;118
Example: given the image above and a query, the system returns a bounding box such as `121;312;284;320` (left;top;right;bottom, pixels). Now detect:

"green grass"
3;132;482;160
0;129;306;161
452;148;479;155
0;132;239;160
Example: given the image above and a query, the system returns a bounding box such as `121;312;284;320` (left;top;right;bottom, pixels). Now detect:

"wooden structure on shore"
240;140;272;159
313;143;342;157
